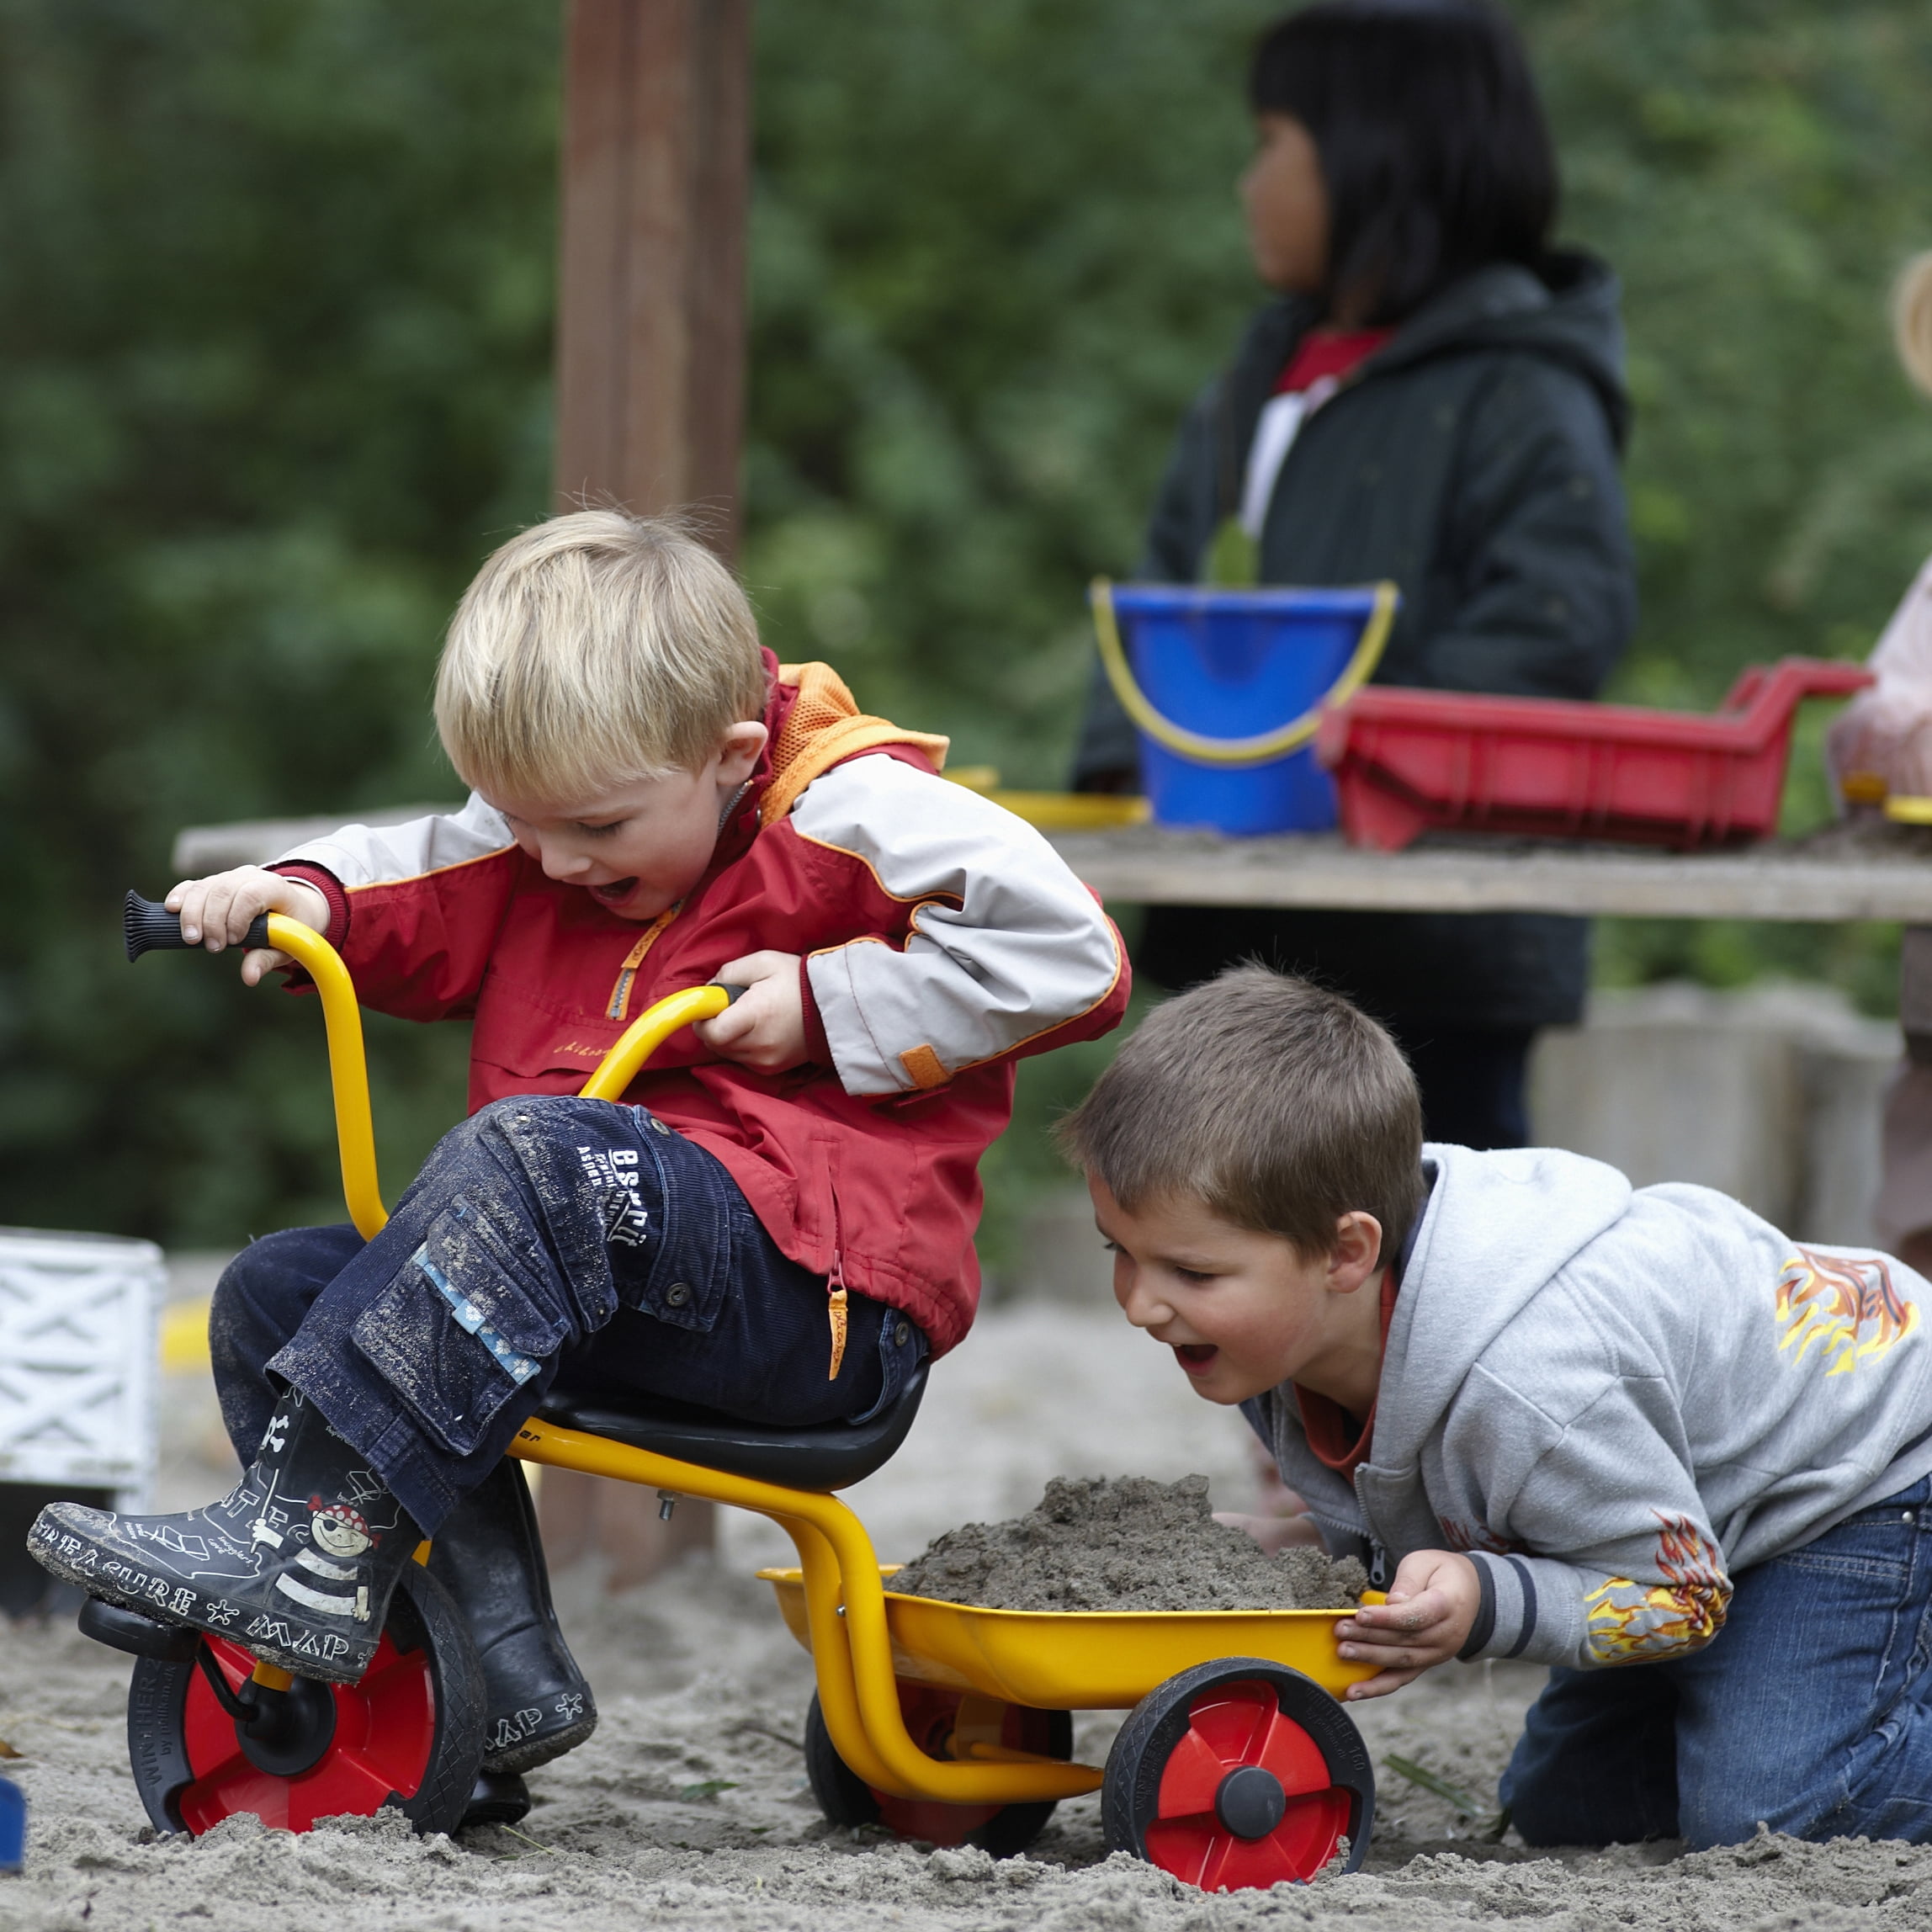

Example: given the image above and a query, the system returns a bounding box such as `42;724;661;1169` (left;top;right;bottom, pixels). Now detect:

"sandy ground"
5;1298;1926;1929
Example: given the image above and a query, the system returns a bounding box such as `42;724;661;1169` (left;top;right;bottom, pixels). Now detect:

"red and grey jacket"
272;656;1129;1353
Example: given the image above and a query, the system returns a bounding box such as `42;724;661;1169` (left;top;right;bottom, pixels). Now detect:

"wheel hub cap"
1213;1764;1288;1839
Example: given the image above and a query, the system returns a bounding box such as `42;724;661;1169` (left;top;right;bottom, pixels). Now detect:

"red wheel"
125;1561;484;1837
1103;1659;1373;1890
804;1682;1074;1855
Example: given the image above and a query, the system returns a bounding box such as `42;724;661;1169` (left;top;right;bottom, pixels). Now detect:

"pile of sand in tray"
887;1473;1367;1612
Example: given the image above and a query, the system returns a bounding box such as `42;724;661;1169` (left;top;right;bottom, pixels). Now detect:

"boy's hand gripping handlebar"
124;890;744;1240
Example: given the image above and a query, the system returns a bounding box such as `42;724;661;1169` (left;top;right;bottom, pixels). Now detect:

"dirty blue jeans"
209;1096;926;1534
1500;1477;1932;1848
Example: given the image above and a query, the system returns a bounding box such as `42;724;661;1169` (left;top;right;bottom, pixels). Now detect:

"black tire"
128;1560;486;1838
804;1691;879;1828
804;1689;1074;1856
1103;1658;1373;1888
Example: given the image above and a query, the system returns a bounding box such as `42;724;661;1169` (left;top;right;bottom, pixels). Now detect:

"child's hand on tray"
166;867;331;985
697;951;810;1073
1332;1548;1481;1699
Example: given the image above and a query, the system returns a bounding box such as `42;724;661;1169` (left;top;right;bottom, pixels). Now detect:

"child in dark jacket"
31;512;1128;1775
1075;0;1636;1149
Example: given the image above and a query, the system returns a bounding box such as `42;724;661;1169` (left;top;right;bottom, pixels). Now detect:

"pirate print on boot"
27;1388;422;1685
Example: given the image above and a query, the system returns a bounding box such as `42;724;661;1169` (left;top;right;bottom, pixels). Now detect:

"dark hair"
1250;1;1558;325
1055;967;1425;1261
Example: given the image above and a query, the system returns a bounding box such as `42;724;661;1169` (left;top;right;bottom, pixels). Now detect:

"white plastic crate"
0;1226;163;1507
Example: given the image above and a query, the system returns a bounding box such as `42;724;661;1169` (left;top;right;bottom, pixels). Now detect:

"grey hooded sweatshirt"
1244;1144;1932;1671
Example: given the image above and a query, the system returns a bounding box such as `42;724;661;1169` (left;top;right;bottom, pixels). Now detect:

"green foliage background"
2;0;1930;1255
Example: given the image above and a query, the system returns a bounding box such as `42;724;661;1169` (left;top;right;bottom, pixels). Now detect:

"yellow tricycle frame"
257;914;1092;1804
258;912;1370;1810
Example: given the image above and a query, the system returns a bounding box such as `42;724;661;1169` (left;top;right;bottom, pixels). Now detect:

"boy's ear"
716;720;769;784
1327;1211;1384;1292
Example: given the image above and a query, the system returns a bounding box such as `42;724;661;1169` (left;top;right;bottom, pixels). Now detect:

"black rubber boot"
28;1389;422;1685
428;1460;597;1775
460;1770;533;1828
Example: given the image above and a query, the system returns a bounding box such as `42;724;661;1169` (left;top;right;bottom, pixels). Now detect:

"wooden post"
539;0;751;1583
552;0;751;552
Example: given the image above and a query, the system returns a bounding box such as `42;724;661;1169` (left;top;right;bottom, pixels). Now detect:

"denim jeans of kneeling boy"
1501;1476;1932;1849
209;1096;925;1534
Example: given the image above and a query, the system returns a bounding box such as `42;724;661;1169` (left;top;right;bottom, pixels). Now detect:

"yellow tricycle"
100;893;1377;1893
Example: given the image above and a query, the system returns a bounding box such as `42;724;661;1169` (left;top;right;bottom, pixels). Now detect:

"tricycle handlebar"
122;886;747;1240
125;891;271;962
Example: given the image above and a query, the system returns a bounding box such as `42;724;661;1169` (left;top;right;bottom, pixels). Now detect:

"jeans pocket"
352;1197;569;1456
625;1145;734;1335
845;1308;927;1425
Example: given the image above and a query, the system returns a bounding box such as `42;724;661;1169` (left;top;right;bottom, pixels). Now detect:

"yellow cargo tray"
757;1566;1379;1711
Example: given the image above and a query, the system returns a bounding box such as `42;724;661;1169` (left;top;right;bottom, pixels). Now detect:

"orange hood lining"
760;661;950;827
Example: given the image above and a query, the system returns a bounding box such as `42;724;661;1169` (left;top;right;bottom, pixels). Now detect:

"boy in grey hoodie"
1060;966;1932;1850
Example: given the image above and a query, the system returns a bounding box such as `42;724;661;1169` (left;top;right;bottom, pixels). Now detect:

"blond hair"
434;510;767;802
1894;252;1932;398
1055;967;1425;1261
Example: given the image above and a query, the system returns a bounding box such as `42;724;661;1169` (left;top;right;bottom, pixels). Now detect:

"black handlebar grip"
125;891;272;963
714;982;749;1005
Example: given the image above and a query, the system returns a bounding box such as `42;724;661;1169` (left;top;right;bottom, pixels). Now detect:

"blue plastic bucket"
1091;582;1395;836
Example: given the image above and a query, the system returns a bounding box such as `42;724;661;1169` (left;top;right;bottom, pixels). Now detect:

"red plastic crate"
1314;658;1873;852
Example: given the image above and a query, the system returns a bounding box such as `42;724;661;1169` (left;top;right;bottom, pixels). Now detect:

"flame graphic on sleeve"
1584;1514;1730;1664
1438;1517;1522;1557
1776;1247;1919;1377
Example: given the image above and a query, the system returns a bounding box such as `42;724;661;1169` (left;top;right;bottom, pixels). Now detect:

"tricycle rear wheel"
1103;1658;1374;1890
804;1684;1073;1855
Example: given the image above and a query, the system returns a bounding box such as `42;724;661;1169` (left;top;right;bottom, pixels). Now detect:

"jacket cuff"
1461;1552;1542;1662
1459;1551;1589;1667
268;862;349;949
1457;1558;1497;1659
799;957;832;1066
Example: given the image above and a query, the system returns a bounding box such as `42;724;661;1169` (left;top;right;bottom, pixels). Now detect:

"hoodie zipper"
1353;1466;1392;1590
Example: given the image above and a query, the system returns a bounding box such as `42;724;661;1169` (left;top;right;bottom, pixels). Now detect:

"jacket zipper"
606;904;680;1022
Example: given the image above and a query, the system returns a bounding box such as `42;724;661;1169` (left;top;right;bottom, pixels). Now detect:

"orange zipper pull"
826;1249;848;1381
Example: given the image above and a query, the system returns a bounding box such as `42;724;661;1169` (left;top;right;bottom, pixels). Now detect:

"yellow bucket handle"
1090;576;1397;769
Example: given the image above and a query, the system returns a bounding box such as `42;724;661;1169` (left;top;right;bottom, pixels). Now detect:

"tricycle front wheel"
125;1560;486;1838
804;1683;1073;1855
1103;1658;1374;1891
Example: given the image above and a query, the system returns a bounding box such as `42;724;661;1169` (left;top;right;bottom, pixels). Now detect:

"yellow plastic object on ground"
160;1298;214;1374
756;1567;1379;1711
1886;794;1932;825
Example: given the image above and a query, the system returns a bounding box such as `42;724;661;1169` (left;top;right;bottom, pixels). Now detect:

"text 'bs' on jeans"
209;1096;925;1533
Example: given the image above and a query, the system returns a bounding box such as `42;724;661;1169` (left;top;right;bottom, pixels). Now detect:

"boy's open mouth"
1174;1343;1218;1375
590;878;640;907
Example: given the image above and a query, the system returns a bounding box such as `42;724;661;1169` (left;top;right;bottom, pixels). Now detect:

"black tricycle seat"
533;1360;928;1491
